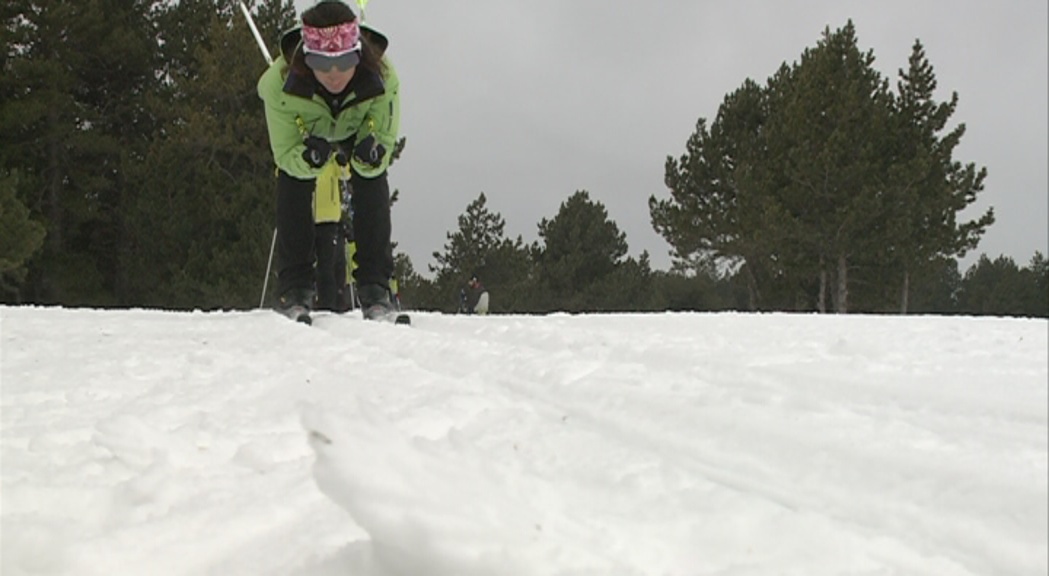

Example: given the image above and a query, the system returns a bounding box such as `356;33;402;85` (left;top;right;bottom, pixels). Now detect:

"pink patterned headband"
302;21;361;57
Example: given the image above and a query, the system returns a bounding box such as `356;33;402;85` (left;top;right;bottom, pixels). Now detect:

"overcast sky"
292;0;1048;275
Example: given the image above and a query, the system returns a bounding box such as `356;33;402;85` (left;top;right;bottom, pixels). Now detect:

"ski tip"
275;306;312;325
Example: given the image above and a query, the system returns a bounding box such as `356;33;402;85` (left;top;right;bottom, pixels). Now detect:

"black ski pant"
275;169;393;301
313;222;341;311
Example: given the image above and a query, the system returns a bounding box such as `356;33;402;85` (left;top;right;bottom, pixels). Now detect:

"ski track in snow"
1;307;1046;576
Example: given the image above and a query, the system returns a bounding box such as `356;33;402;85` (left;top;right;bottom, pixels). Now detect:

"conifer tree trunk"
836;253;849;313
745;263;760;311
41;109;64;302
900;270;911;314
46;111;62;253
818;254;827;313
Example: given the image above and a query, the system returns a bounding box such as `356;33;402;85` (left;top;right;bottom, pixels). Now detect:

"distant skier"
460;275;489;315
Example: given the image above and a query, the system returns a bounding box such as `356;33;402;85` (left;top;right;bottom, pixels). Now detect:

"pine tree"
428;193;531;312
431;192;507;281
886;40;994;313
480;236;536;313
958;255;1030;316
1026;252;1049;317
120;0;295;308
771;21;895;313
536;190;629;312
906;255;962;314
0;0;158;304
0;170;46;300
653;74;804;310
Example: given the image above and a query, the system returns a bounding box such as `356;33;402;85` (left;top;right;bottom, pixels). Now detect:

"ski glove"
352;134;386;169
302;135;333;169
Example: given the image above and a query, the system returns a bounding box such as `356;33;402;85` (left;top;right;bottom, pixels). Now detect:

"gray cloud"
294;0;1048;273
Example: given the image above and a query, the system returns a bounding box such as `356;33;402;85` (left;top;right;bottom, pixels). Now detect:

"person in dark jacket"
460;275;489;315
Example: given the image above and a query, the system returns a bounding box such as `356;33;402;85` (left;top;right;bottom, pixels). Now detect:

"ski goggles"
305;51;360;72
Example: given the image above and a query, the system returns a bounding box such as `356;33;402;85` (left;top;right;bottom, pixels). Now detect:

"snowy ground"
1;306;1046;576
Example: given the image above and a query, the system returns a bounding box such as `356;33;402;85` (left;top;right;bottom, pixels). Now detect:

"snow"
2;306;1046;575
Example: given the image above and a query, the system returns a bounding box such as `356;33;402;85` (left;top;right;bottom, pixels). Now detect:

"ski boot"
275;287;315;325
358;283;410;324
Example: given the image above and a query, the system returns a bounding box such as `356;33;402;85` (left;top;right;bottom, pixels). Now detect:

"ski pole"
260;227;278;308
239;1;273;65
237;1;277;309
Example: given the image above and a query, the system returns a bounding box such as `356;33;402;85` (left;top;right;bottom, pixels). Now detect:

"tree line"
405;191;1047;318
1;3;1044;317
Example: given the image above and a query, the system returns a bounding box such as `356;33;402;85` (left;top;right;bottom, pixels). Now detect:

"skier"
461;274;490;315
258;0;399;323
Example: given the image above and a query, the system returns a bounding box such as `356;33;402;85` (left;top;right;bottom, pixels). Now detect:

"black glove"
352;134;386;169
302;135;332;168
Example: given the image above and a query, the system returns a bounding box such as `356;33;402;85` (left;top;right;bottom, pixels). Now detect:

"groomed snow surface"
2;307;1046;575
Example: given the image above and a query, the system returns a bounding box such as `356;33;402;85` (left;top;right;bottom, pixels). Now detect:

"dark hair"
289;0;386;78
